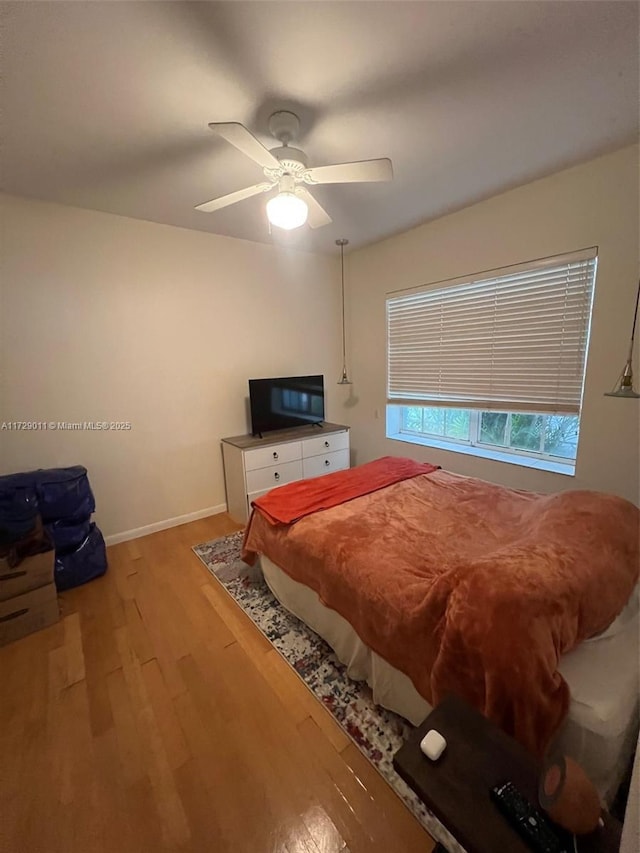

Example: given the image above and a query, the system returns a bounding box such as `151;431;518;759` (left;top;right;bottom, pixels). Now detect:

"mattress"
261;554;639;804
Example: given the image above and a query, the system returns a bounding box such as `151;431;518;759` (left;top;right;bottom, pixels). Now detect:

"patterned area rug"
193;531;464;853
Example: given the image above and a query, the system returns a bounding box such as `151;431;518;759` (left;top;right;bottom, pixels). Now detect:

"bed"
242;457;640;803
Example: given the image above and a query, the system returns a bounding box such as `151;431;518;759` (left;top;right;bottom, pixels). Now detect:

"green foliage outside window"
401;406;579;462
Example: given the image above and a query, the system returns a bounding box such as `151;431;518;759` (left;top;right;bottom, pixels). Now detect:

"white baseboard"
104;503;228;546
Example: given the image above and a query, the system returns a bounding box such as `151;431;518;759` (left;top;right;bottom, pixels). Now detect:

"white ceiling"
2;1;638;253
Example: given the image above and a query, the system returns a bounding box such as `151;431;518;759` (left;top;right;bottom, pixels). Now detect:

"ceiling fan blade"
305;157;393;185
298;188;332;229
209;122;281;170
195;182;272;213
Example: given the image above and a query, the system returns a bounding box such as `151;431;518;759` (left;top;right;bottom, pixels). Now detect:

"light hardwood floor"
0;514;434;853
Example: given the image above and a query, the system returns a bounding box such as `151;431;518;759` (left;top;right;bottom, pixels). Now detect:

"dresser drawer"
302;431;349;458
244;441;302;472
247;487;275;506
246;459;303;493
302;449;350;479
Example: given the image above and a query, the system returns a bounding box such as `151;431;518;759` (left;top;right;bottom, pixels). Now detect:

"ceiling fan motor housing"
268;110;301;144
267;111;308;176
268;146;308;174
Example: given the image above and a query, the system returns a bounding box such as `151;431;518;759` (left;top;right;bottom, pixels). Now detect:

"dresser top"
222;422;349;450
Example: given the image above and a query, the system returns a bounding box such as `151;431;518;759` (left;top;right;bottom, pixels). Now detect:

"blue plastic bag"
32;466;95;522
54;523;108;591
0;483;39;547
46;516;92;553
0;466;95;523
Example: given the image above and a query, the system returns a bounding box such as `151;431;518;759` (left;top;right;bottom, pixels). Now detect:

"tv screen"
249;375;325;436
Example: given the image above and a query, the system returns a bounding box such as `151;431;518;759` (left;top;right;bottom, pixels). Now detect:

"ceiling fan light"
266;192;308;230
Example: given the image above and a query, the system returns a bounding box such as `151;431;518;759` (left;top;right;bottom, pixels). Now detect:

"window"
386;249;597;473
397;405;579;463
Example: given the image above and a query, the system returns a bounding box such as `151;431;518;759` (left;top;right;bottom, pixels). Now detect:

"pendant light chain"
605;276;640;398
341;240;347;366
628;277;640;359
336;238;352;385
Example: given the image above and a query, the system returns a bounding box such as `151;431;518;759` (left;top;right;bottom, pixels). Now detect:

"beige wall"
345;145;640;505
0;195;340;538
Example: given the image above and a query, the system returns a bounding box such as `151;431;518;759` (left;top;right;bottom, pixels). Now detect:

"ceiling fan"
195;110;393;230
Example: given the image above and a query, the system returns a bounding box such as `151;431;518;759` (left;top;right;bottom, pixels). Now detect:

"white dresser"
221;423;350;524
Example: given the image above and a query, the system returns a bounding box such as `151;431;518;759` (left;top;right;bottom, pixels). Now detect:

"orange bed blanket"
242;465;640;758
251;455;439;524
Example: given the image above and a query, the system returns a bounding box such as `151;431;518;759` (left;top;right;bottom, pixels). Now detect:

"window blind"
387;248;597;414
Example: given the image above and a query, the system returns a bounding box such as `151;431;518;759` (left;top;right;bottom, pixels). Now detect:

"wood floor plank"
47;679;95;810
107;542;138;602
1;633;52;852
0;512;435;853
259;646;312;725
124;537;143;561
91;727;137;851
299;717;407;853
200;576;274;658
256;645;351;754
77;581;122;677
127;561;188;698
299;804;351;853
85;667;115;737
62;611;86;685
156;553;237;651
124;775;167;852
172;662;268;851
190;639;357;853
340;742;433;848
105;665;147;786
140;657;191;771
123;596;155;664
115;626;191;848
48;644;69;698
173;758;231;853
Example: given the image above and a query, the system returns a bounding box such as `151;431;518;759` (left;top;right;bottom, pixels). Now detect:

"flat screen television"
249;375;325;436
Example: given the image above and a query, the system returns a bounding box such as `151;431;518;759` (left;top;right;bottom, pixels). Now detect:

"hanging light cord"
340;240;347;367
336;238;350;383
627;277;640;361
606;276;640;396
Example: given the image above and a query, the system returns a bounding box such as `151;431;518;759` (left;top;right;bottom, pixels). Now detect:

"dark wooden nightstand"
393;694;622;853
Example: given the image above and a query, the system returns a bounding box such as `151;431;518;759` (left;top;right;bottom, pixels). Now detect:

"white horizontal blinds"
387;248;597;414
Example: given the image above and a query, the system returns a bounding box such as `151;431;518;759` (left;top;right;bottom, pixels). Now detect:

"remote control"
490;781;571;853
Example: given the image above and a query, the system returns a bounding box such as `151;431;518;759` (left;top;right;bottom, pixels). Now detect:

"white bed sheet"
260;554;639;804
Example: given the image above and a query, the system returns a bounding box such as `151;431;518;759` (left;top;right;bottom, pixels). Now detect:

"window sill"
387;431;575;476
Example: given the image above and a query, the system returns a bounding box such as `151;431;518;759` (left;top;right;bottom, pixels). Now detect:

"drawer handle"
324;441;330;448
325;459;330;466
0;607;29;623
274;472;280;481
273;452;279;460
0;570;27;581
